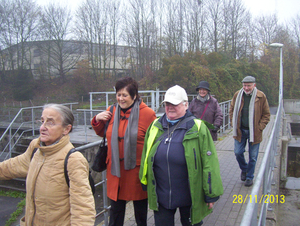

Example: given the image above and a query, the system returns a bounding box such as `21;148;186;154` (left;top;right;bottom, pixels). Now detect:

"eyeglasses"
36;120;63;128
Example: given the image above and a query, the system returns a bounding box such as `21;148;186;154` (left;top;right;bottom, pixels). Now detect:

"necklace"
165;119;182;144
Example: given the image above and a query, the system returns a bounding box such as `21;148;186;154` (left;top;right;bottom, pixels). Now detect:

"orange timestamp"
233;194;285;204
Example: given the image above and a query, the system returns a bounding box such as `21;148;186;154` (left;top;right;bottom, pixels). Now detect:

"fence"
240;97;284;225
88;90;231;133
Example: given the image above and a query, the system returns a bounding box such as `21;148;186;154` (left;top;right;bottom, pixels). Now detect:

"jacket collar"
36;135;70;156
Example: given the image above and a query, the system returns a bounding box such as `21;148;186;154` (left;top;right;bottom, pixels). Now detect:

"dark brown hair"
115;77;140;99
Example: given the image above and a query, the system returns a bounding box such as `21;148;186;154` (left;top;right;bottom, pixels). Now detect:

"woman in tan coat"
92;77;156;226
0;104;95;225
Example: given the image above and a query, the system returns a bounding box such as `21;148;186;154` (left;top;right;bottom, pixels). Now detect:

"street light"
270;43;284;99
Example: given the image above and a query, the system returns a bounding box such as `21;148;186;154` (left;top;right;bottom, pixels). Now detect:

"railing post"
90;93;93;120
221;103;225;135
106;93;109;109
151;90;155;111
102;170;109;226
84;111;87;143
228;101;231;130
280;136;288;188
32;108;35;136
9;127;12;158
156;88;160;112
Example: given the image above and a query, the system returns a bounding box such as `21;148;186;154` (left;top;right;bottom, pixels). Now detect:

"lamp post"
270;43;284;99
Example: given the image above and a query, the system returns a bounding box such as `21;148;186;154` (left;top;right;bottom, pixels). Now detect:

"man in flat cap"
229;76;270;186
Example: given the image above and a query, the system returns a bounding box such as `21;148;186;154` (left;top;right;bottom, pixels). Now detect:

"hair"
115;77;140;100
43;104;74;132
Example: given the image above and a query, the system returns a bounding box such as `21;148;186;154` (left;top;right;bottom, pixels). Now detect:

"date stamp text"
233;194;285;204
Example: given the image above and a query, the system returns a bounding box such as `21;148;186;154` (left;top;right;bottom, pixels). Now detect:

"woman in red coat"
91;77;156;226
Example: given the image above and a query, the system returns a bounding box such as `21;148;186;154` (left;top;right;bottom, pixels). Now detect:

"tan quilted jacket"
0;135;95;226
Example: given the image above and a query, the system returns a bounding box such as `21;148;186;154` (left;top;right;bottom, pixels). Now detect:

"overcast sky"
36;0;300;24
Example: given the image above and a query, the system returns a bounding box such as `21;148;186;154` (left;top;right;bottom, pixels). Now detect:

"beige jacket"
229;89;270;144
0;135;95;226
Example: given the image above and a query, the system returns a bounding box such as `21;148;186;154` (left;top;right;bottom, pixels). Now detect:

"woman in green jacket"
139;85;223;226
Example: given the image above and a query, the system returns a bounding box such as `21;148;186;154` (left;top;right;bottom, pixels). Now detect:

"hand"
211;125;220;133
207;202;214;209
95;111;112;123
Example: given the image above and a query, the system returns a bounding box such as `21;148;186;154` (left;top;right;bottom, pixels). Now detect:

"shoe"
241;171;247;181
245;179;253;187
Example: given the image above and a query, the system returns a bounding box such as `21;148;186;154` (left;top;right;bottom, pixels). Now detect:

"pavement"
1;113;299;226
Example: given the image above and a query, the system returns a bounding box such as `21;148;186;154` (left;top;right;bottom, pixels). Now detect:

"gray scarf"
232;87;257;142
197;93;210;103
110;99;140;177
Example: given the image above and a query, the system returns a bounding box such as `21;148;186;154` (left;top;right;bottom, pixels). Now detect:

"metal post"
279;47;283;99
151;91;155;111
32;108;35;136
90;93;93;120
156;88;160;112
84;111;87;143
9;128;12;158
102;170;109;226
106;93;109;109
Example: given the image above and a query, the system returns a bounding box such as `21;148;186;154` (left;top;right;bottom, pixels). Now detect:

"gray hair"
43;104;74;132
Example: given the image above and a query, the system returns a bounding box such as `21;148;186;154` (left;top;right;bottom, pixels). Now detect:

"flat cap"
242;76;255;83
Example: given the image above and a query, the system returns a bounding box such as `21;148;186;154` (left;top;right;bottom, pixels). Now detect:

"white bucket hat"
162;85;188;105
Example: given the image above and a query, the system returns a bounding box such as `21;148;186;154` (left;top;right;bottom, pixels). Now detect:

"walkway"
117;115;275;226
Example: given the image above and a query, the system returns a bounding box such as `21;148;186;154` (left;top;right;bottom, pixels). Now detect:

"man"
189;81;223;141
229;76;270;187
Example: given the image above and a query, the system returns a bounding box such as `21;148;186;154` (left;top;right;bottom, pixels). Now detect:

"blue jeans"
234;129;260;180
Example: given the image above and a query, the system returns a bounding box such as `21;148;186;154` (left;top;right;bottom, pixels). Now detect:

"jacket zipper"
193;148;197;170
166;139;172;208
208;172;212;194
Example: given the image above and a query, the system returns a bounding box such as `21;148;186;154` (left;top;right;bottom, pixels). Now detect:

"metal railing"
241;97;284;225
75;141;110;225
88;90;231;134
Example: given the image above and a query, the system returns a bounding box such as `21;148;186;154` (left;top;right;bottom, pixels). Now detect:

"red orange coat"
92;100;156;201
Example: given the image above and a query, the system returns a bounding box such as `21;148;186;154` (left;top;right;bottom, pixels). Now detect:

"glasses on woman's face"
36;120;63;128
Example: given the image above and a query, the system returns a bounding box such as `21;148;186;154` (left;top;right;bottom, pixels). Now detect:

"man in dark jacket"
189;81;223;141
229;76;270;187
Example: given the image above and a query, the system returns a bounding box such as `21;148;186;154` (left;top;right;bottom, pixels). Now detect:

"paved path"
119;115;275;226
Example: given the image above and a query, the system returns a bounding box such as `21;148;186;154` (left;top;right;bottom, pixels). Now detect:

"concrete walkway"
119;116;275;226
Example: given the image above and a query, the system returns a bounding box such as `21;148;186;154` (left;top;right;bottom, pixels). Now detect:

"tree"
0;0;40;71
207;0;222;52
221;0;249;59
39;3;79;83
254;14;279;55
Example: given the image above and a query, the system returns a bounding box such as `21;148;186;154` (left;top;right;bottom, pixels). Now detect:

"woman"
0;104;95;225
91;77;156;226
189;81;223;141
140;85;223;226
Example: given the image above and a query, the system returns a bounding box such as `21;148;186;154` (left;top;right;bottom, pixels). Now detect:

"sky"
36;0;300;24
243;0;300;23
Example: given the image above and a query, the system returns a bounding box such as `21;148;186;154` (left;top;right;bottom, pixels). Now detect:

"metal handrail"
75;141;110;225
241;97;284;225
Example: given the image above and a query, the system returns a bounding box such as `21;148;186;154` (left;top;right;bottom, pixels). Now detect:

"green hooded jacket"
139;117;223;224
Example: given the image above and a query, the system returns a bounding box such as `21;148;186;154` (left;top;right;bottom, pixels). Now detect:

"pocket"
20;216;25;226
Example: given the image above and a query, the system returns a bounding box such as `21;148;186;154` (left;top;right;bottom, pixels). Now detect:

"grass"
0;190;26;226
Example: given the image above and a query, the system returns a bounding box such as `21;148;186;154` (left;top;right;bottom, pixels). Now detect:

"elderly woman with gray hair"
0;104;95;226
